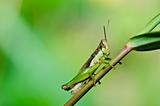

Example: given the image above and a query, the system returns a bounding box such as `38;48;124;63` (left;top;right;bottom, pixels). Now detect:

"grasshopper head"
101;39;109;49
100;39;110;55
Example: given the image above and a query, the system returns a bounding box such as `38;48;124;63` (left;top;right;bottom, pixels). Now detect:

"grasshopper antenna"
103;25;107;40
103;20;110;40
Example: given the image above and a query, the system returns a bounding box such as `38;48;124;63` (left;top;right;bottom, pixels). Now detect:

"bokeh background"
0;0;160;106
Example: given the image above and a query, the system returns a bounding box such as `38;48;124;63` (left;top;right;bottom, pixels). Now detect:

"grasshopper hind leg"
104;57;113;67
90;73;101;86
90;74;96;86
104;57;122;70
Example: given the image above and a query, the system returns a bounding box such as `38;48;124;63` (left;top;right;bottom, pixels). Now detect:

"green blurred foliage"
0;0;160;106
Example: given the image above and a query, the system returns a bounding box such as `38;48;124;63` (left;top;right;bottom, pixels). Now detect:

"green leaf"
139;13;160;34
127;31;160;51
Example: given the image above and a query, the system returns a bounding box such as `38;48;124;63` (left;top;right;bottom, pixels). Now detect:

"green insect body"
62;26;111;94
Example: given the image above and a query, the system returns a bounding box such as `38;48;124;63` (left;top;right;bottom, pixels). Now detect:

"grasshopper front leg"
104;57;122;70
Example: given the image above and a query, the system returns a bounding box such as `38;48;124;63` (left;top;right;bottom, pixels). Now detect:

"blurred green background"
0;0;160;106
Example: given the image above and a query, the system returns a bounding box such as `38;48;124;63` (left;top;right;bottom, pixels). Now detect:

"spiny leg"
118;61;122;64
92;73;101;85
104;57;115;68
98;80;101;84
90;74;96;86
88;73;101;86
88;61;102;85
104;58;122;70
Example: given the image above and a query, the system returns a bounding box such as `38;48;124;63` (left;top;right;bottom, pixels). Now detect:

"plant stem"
64;46;132;106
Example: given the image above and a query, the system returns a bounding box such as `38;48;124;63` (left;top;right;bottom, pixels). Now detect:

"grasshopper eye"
101;39;109;49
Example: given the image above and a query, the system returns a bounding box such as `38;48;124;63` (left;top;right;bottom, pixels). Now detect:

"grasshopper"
61;26;111;94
